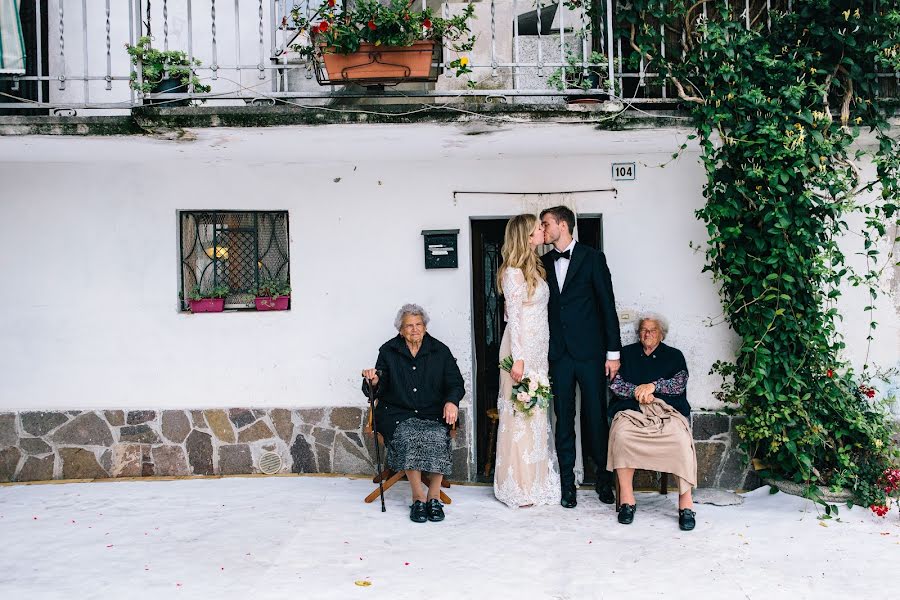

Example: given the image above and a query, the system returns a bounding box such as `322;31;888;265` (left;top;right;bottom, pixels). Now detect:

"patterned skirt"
386;417;452;475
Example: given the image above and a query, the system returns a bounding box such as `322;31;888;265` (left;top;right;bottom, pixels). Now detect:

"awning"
0;0;26;74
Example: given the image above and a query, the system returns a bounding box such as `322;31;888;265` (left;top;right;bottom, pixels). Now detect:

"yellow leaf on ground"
355;580;372;587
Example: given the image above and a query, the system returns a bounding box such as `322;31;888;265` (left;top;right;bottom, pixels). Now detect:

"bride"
493;214;561;508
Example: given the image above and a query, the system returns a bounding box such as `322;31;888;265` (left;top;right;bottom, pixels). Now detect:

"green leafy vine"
618;0;900;509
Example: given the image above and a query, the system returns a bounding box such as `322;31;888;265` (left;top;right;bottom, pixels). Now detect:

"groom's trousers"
550;353;611;491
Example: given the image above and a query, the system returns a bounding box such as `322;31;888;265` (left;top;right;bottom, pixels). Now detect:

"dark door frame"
470;213;604;482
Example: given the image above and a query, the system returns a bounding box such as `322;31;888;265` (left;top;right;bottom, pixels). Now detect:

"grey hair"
635;312;669;339
394;303;430;331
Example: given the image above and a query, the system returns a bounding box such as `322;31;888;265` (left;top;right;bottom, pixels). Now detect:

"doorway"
0;1;50;113
471;215;604;482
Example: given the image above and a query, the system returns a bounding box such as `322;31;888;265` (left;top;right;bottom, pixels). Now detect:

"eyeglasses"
639;328;660;335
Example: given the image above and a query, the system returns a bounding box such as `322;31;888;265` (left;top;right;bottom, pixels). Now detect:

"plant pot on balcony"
188;298;225;313
318;40;437;85
146;77;191;107
565;72;609;104
254;296;290;311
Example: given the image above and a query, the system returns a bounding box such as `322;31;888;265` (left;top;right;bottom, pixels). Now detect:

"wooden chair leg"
421;473;453;504
364;471;454;504
660;472;669;495
364;471;404;503
372;468;392;484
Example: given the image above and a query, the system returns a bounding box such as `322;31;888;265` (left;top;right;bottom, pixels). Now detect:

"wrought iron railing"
0;1;897;113
179;210;290;310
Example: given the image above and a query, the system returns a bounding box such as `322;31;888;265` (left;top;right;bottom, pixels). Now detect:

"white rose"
528;379;539;392
516;391;530;403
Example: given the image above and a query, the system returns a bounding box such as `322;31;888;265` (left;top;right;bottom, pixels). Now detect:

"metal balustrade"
0;0;896;113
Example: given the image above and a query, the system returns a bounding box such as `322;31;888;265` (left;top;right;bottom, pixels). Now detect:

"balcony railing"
1;1;897;114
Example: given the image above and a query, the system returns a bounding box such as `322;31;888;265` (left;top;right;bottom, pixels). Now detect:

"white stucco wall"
0;123;896;416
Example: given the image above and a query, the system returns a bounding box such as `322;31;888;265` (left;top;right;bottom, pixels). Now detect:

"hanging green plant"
617;0;900;511
125;35;212;95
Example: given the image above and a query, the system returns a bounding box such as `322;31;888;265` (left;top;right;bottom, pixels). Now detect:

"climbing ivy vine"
617;0;900;508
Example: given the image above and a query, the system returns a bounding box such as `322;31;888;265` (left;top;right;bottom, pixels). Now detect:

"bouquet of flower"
499;355;553;416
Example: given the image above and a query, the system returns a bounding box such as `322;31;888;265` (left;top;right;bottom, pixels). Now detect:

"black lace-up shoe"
425;499;445;522
561;488;577;508
617;503;636;525
596;482;615;505
409;500;427;523
678;508;696;531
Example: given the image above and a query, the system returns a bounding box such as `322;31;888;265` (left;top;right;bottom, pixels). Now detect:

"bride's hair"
497;213;546;299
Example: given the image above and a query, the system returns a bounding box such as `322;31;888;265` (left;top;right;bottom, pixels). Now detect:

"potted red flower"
254;278;291;311
290;0;475;84
186;284;230;313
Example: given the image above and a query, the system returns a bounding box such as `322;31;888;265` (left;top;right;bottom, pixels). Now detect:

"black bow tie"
550;249;571;261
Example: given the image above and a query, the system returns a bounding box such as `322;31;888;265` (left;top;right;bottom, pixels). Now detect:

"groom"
540;206;622;508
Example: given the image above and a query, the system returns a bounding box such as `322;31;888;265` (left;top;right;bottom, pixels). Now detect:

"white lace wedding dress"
493;268;562;507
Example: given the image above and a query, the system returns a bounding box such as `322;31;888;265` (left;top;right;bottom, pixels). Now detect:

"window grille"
179;211;290;311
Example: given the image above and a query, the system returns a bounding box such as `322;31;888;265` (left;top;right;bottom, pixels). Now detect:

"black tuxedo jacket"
542;242;622;362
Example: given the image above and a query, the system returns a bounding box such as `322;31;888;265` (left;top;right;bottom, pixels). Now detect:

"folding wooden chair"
363;405;453;505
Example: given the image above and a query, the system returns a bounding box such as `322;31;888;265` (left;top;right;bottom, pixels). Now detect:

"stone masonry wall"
0;407;470;484
690;412;760;490
0;407;755;490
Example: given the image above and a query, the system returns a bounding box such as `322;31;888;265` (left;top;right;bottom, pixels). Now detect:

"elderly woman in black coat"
362;303;465;523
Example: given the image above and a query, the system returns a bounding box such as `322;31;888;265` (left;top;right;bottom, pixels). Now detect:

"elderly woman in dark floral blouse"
607;313;697;531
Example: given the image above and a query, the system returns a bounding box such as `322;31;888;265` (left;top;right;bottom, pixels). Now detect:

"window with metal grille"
179;211;290;311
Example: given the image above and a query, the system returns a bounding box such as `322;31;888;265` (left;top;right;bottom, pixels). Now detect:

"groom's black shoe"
561;488;577;509
617;504;636;524
596;482;615;505
409;500;428;523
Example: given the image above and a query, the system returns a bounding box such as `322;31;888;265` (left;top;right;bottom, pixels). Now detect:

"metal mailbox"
421;229;459;269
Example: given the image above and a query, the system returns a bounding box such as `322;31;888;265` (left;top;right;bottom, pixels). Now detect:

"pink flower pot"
255;296;290;311
188;298;225;313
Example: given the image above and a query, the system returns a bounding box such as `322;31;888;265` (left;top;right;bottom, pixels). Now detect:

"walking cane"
364;373;387;513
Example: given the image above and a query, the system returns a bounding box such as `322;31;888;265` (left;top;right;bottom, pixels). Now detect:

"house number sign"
612;162;636;181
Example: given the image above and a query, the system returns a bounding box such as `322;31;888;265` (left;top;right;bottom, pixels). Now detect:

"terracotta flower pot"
188;298;225;313
254;296;290;311
321;40;435;82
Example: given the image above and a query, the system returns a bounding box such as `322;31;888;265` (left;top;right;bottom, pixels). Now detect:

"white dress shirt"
553;239;620;361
